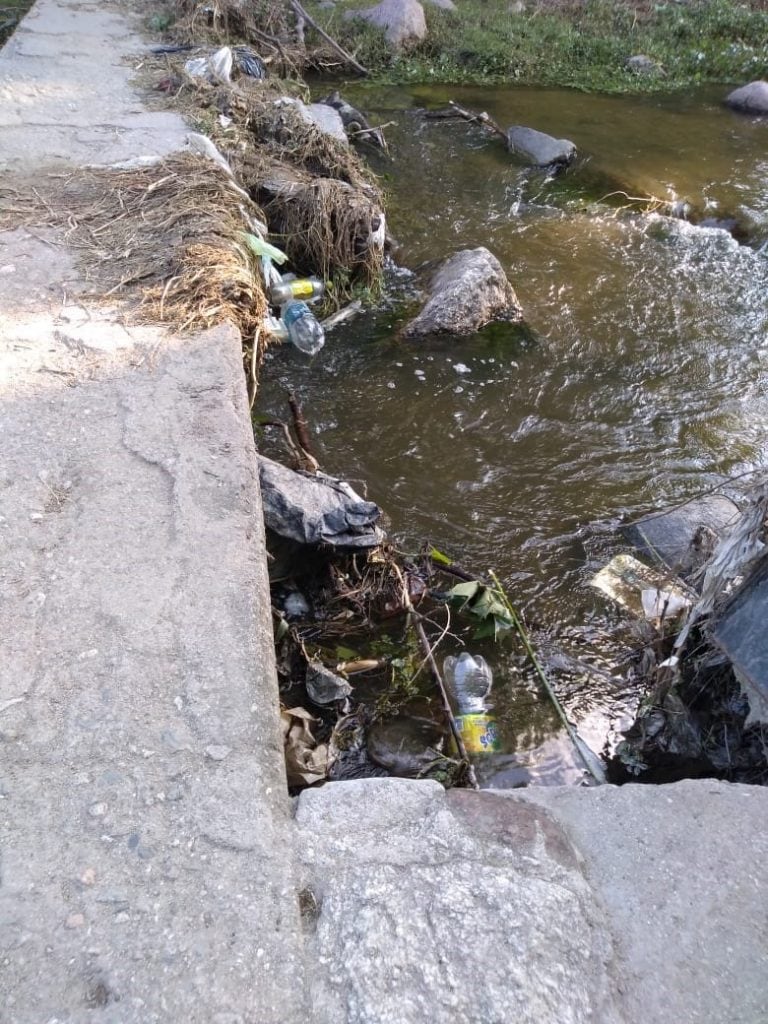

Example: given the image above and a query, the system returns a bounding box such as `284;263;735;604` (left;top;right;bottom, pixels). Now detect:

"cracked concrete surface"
0;3;309;1019
0;234;309;1022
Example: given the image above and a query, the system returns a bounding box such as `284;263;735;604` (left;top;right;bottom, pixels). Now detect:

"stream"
259;84;768;787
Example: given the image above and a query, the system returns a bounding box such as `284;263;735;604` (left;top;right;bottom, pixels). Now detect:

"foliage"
305;0;768;92
446;580;515;640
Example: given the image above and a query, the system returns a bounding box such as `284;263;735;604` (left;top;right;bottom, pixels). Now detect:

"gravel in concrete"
295;778;624;1024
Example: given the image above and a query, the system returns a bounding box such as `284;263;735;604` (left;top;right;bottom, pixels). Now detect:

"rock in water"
402;247;523;338
725;81;768;114
345;0;427;49
506;125;576;168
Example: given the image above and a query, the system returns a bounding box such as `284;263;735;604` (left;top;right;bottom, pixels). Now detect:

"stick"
287;391;319;471
294;8;306;46
392;564;479;789
289;0;369;76
447;100;507;142
488;571;604;784
321;298;363;331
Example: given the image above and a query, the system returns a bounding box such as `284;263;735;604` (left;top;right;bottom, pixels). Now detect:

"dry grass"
147;66;386;295
0;153;271;391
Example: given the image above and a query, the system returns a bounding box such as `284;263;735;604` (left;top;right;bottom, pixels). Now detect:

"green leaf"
335;645;360;661
429;546;453;566
274;617;290;642
447;580;481;603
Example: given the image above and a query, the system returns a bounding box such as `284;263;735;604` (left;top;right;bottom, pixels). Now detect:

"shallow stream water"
259;84;768;786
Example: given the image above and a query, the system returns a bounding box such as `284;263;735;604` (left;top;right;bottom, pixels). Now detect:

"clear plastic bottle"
270;276;325;305
281;299;325;356
443;653;500;755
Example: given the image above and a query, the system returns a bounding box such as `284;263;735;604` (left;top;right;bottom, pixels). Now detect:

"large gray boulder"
346;0;427;48
296;779;622;1024
725;80;768;114
403;246;523;338
507;125;576;167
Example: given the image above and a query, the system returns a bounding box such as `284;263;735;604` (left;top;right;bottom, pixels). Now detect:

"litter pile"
259;409;607;791
148;5;387;300
1;4;388;394
596;484;768;784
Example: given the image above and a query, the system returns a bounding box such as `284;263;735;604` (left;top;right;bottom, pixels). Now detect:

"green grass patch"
0;0;35;45
307;0;768;92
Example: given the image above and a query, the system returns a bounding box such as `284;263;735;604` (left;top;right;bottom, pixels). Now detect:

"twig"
447;100;507;142
259;418;304;467
488;571;604;784
249;326;262;410
294;7;306;46
321;298;363;332
392;564;479;788
409;606;452;687
287;391;315;458
289;0;369;76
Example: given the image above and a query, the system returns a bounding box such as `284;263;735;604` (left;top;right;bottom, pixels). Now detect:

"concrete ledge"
0;228;308;1021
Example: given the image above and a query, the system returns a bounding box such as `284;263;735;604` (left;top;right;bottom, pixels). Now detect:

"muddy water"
259;85;768;786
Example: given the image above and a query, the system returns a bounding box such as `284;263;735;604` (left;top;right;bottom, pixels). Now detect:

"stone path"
2;1;768;1022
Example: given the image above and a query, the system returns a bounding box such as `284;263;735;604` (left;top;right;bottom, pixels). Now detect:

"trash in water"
367;710;461;782
283;590;310;619
590;553;691;621
319;90;386;149
233;45;267;79
270;276;325;305
622;494;739;580
443;653;500;754
640;587;689;621
281;706;328;786
305;661;353;705
258;455;384;550
279;298;325;356
714;553;768;726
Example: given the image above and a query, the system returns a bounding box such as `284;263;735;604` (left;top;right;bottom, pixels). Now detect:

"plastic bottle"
281;300;325;356
443;653;500;755
270;277;325;305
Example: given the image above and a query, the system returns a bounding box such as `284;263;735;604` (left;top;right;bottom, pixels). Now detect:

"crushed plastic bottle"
281;299;325;356
443;652;500;755
270;276;324;305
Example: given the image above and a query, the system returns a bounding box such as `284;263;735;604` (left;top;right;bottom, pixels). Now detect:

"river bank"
281;0;768;93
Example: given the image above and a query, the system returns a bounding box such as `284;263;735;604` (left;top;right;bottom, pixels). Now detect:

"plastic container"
270;277;325;306
281;300;325;356
443;653;500;755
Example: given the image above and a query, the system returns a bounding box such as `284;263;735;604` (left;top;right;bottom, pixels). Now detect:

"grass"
0;0;34;45
304;0;768;92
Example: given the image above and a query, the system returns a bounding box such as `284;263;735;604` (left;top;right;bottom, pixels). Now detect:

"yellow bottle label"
290;280;315;298
455;713;500;755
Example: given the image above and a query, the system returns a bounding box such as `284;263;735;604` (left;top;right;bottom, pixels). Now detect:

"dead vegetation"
1;152;270;354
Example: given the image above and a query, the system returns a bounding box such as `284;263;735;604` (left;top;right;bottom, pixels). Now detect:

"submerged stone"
506;125;576;168
402;246;523;338
623;494;739;580
725;81;768;115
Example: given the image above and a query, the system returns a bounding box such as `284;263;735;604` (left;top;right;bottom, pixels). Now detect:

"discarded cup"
443;652;500;755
